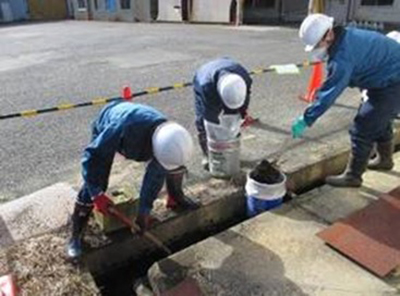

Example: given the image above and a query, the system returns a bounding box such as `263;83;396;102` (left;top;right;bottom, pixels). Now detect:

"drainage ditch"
92;181;322;296
90;143;400;296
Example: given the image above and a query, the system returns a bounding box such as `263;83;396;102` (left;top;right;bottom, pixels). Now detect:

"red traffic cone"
299;62;323;103
122;86;132;100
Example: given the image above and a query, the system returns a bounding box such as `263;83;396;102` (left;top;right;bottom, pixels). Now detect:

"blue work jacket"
304;26;400;126
82;101;167;214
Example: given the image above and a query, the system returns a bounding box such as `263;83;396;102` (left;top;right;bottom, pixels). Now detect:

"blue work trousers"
349;81;400;162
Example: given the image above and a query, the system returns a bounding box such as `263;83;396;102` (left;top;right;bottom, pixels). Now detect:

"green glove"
292;116;307;139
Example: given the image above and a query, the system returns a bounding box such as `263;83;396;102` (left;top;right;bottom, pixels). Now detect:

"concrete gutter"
148;153;400;295
0;117;399;276
83;122;400;275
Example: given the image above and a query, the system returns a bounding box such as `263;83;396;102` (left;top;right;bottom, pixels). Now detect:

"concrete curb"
0;183;76;251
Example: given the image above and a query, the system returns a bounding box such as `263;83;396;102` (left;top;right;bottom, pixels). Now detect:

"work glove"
291;116;308;139
93;193;114;216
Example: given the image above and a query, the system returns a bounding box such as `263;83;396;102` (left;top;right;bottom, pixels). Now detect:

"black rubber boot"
368;140;394;171
67;203;92;260
166;170;199;210
325;154;367;188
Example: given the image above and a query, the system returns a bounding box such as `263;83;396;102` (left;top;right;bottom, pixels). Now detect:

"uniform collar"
328;26;346;58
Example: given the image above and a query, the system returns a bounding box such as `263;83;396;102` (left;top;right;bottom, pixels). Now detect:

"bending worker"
67;101;198;259
193;57;252;169
292;13;400;187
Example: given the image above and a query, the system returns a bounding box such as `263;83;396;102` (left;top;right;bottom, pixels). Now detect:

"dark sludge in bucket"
246;159;288;217
249;159;284;185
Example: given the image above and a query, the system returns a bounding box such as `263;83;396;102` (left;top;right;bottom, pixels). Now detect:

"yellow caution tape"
21;110;38;117
173;83;185;89
0;60;322;121
92;97;108;105
253;69;264;75
146;87;160;94
57;103;74;110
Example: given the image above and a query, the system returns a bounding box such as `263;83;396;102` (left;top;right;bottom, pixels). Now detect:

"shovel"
107;206;172;255
269;136;295;166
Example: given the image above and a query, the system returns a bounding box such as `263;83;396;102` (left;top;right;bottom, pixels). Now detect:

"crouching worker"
67;101;199;259
193;57;252;169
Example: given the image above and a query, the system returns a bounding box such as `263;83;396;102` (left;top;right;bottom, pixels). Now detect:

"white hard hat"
217;73;247;110
152;122;193;170
299;13;334;52
387;31;400;43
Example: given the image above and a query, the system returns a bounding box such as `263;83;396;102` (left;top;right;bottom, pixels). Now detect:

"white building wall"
157;0;182;22
191;0;232;23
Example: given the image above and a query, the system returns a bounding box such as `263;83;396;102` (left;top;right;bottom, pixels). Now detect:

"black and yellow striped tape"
0;61;320;121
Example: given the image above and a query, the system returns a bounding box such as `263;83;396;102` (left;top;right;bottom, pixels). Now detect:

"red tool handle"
108;207;136;230
107;206;171;255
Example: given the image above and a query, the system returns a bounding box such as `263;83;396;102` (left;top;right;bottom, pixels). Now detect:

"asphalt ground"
0;21;360;202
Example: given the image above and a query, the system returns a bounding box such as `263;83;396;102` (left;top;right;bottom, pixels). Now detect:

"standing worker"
193;57;252;169
67;101;198;259
292;13;400;187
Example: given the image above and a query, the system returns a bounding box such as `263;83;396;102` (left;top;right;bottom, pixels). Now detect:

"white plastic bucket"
208;137;240;178
245;172;287;217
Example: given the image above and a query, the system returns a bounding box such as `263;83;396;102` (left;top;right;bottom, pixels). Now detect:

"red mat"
162;278;202;296
318;187;400;277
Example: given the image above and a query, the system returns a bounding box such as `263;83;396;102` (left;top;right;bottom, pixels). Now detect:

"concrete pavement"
148;152;400;296
0;21;399;295
0;21;361;202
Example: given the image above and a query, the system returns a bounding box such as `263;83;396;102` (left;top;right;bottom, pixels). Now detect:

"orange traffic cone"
299;62;323;103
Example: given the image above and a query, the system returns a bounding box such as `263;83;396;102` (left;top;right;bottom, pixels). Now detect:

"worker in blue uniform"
292;13;400;187
193;58;252;168
67;101;198;259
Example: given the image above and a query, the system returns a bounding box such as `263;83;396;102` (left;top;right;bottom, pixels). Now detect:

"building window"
120;0;131;9
361;0;394;5
77;0;86;9
244;0;275;8
94;0;99;10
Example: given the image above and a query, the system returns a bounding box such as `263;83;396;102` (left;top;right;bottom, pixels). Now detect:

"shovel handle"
108;207;172;255
270;136;294;165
